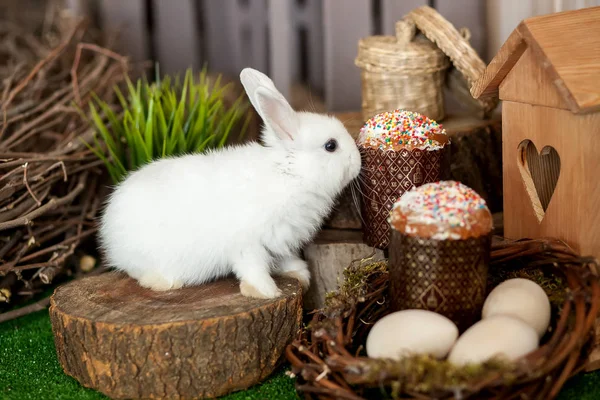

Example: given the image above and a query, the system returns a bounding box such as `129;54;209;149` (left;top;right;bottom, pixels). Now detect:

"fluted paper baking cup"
388;230;492;332
359;146;444;249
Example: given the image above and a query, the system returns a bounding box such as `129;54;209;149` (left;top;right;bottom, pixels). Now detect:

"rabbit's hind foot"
138;272;183;292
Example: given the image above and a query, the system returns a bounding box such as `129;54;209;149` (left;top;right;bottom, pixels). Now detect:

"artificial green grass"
0;309;597;400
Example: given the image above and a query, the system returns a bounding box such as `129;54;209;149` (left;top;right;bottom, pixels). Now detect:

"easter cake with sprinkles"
357;109;450;151
390;180;493;240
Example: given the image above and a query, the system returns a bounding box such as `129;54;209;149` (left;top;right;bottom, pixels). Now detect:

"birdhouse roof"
471;6;600;114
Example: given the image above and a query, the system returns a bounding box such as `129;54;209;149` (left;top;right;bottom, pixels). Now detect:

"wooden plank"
488;0;599;68
228;0;268;75
322;0;372;112
470;27;527;100
268;0;293;99
519;7;600;113
381;0;428;35
296;0;324;92
64;0;90;16
152;0;201;76
498;46;570;110
202;0;237;76
533;0;556;15
502;101;600;259
97;0;149;64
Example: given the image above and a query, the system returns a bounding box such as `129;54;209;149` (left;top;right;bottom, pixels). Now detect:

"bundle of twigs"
0;2;130;320
286;238;600;399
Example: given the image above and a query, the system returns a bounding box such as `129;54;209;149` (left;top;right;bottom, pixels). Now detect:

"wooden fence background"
65;0;600;112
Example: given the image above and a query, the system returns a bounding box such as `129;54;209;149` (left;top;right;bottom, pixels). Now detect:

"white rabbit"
97;68;362;299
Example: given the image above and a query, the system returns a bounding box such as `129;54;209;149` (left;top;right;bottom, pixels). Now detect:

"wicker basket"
286;238;600;400
355;5;499;123
355;19;450;122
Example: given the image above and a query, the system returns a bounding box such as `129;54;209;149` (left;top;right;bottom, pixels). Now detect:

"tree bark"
49;272;303;399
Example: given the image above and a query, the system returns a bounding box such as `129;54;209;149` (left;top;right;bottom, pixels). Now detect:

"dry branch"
0;1;130;316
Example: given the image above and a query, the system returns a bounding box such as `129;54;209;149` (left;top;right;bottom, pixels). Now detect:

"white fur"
98;68;362;298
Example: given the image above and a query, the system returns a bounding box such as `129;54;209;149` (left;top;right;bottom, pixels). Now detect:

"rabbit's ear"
254;86;298;141
240;68;280;114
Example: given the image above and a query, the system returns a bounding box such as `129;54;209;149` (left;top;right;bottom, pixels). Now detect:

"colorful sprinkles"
391;181;489;232
358;109;448;151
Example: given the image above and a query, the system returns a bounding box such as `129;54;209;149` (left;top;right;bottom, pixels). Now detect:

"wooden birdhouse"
471;6;600;260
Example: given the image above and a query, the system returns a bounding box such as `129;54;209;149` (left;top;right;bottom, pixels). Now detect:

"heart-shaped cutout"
517;140;561;223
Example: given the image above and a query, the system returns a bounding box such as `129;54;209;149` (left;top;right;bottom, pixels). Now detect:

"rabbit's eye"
324;139;338;152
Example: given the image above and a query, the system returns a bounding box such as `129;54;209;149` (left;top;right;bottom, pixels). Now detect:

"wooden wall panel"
268;0;293;98
502;102;600;260
294;0;324;92
202;0;237;77
381;0;428;35
486;0;600;62
97;0;150;64
436;0;486;58
152;0;201;76
64;0;91;16
322;0;372;112
228;0;269;76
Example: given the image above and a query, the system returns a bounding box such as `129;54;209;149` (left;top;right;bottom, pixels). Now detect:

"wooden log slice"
49;272;303;399
303;229;385;310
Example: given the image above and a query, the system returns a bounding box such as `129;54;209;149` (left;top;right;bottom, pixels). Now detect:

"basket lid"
405;6;498;115
355;19;449;72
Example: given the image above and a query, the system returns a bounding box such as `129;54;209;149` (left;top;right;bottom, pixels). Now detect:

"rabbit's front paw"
239;280;282;299
138;273;183;291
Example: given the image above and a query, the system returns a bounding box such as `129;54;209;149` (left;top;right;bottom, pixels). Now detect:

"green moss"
487;265;567;308
358;354;517;395
323;258;387;313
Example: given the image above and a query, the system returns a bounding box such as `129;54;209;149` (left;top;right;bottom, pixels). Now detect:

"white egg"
366;309;459;360
447;315;539;366
482;278;551;338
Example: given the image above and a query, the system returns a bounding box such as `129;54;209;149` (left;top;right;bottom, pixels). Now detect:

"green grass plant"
85;66;251;184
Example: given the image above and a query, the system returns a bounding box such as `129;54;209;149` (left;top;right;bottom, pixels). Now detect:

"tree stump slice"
49;272;303;399
303;229;385;311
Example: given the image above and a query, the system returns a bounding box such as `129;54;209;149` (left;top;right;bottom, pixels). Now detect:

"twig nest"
482;278;551;338
448;315;539;366
366;309;459;360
